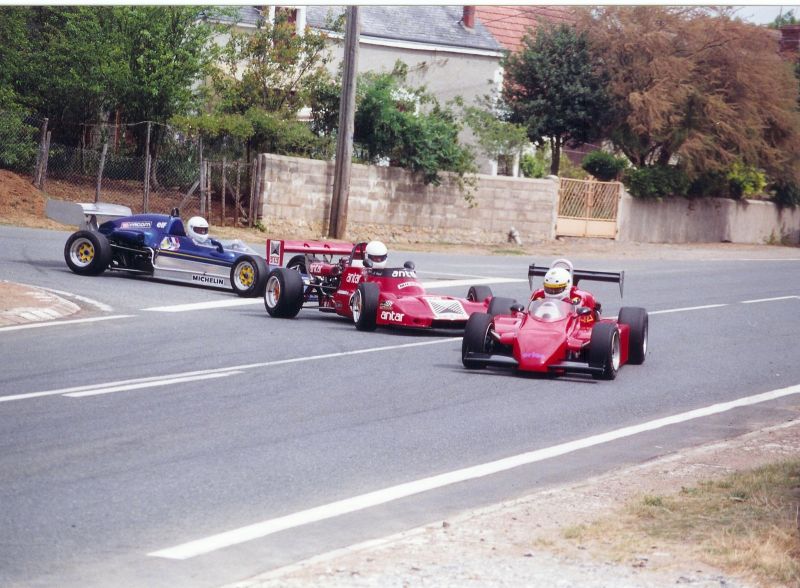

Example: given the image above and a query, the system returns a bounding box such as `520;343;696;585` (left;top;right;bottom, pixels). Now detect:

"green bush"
623;165;690;199
772;180;800;208
726;162;766;199
581;150;627;181
688;164;767;200
0;111;37;172
520;152;547;178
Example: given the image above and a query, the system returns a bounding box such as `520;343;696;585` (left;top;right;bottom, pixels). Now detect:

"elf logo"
380;310;404;322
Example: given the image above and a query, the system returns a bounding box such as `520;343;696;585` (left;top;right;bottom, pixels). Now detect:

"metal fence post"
143;122;151;212
34;117;49;188
235;161;241;228
199;138;205;217
96;141;108;203
221;158;227;227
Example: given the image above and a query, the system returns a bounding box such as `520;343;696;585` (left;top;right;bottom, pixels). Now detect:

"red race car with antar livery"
262;239;516;331
461;259;648;380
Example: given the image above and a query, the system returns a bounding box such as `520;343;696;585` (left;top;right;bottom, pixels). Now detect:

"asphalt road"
1;225;799;588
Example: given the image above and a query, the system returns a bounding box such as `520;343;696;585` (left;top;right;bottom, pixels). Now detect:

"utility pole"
328;6;360;239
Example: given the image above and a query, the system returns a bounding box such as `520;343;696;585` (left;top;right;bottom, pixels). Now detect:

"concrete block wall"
618;192;800;245
261;154;558;244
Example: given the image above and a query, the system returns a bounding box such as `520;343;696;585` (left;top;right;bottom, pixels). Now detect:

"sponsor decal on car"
379;300;393;310
522;351;545;360
391;269;416;278
346;273;361;284
121;221;152;229
157;221;167;229
192;275;224;285
380;310;404;322
397;281;416;289
268;241;282;265
309;262;324;274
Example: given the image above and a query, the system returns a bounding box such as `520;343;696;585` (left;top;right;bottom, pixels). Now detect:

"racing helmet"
543;266;572;299
187;216;210;243
365;240;388;269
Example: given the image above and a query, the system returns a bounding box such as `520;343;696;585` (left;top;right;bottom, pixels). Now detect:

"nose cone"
514;324;567;372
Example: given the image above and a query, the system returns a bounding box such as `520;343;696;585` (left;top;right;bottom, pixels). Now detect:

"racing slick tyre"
589;322;621;380
462;312;493;369
264;267;304;318
487;296;517;317
231;255;269;297
286;254;307;274
618;307;648;365
352;282;380;331
64;230;112;276
467;285;493;303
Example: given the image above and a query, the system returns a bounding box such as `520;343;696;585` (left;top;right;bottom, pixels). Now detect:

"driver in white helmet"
187;216;223;249
531;261;590;306
364;240;388;269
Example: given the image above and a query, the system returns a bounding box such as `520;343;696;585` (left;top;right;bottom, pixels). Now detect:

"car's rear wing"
528;262;624;297
267;239;354;266
46;199;132;230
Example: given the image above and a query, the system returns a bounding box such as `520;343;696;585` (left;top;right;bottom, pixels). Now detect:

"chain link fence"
0;110;256;227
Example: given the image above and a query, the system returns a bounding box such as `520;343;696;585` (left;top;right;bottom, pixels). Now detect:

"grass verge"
564;459;800;586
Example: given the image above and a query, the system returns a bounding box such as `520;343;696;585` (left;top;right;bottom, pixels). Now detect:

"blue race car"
47;200;269;296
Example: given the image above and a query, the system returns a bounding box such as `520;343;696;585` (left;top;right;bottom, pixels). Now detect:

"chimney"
779;24;800;54
462;6;475;30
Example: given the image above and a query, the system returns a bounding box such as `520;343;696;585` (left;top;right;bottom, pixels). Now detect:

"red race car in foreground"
262;239;516;331
461;259;648;380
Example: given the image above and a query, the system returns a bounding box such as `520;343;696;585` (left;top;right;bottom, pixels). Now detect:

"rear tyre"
352;282;380;331
487;296;517;317
467;285;493;303
286;254;306;274
231;255;268;297
462;312;493;369
64;230;112;276
618;307;648;365
263;268;304;317
589;322;620;380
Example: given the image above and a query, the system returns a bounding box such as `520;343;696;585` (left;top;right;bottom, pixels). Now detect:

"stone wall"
260;154;558;244
617;192;800;245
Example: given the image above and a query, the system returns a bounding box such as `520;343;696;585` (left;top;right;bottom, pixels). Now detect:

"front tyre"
487;296;517;317
462;312;493;369
64;230;111;276
618;307;648;365
589;322;621;380
231;255;268;297
352;282;379;331
467;285;493;303
263;268;304;317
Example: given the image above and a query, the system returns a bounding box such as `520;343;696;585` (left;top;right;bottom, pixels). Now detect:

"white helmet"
187;216;209;243
543;266;572;299
365;240;388;269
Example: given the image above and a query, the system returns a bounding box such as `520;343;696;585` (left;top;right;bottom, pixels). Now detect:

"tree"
502;23;609;175
578;6;800;185
462;104;529;175
353;68;476;187
768;9;797;29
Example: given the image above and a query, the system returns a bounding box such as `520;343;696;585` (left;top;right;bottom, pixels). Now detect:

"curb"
0;281;81;327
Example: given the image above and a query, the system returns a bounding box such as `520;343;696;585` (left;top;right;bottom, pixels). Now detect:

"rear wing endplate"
266;239;354;266
46;199;132;230
528;262;624;297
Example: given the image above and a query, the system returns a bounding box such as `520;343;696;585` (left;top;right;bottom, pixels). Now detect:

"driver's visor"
193;226;208;235
369;254;387;262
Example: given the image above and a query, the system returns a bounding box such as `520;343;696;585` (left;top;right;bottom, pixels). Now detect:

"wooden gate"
556;178;622;238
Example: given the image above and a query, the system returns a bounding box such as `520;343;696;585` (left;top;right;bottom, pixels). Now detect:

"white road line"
0;338;459;403
649;304;727;315
64;371;242;398
741;295;800;304
42;287;115;312
423;277;527;289
144;299;262;312
0;315;134;333
150;383;800;560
